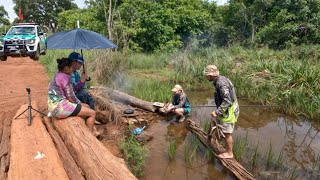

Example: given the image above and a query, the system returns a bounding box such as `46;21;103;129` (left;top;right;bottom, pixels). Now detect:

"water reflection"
142;90;320;179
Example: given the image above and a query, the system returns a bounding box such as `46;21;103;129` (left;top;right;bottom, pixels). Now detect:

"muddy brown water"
141;90;320;179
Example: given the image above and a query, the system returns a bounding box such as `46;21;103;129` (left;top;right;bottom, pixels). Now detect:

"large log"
186;119;255;180
52;116;137;180
93;87;157;112
8;103;69;180
43;117;85;180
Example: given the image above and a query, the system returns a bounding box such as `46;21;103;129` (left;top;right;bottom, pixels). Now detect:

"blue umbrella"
47;28;117;49
47;28;117;81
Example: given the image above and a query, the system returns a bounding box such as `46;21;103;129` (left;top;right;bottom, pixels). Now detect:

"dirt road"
0;57;49;179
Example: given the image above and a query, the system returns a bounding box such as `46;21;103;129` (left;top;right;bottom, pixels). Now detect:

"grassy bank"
40;45;320;120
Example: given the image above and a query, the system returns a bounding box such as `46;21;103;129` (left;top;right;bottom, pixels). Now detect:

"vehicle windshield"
6;27;36;35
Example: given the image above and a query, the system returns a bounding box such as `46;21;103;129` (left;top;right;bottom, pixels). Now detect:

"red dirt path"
0;56;49;178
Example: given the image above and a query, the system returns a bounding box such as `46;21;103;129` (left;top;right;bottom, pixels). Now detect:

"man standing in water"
203;65;239;159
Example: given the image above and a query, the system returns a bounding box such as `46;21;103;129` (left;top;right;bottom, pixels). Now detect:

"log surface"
43;117;85;180
186;119;255;180
8;103;69;180
96;87;157;112
53;116;137;180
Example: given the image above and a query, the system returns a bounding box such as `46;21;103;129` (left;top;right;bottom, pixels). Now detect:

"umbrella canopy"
47;28;117;49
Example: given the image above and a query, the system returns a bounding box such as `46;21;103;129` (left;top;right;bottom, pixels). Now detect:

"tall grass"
266;141;273;168
40;45;320;120
251;142;260;167
120;135;149;177
167;140;177;161
233;131;249;161
184;134;200;164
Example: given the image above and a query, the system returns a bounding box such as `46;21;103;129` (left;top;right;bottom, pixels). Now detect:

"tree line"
1;0;320;52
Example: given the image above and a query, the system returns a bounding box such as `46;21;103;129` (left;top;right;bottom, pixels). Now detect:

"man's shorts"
217;119;234;133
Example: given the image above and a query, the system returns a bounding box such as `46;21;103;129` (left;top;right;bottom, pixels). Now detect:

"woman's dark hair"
57;58;74;71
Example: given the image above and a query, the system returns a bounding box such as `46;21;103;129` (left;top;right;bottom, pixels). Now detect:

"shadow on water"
142;90;320;179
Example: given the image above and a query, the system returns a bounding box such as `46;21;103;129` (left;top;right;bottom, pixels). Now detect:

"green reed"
200;119;211;133
288;166;299;180
167;140;177;161
266;141;274;168
233;131;248;161
184;134;200;164
251;142;260;167
120;134;149;177
275;148;284;169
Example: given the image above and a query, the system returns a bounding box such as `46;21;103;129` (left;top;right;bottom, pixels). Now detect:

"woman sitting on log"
47;57;98;135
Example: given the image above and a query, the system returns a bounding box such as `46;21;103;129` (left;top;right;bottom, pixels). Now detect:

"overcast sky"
0;0;228;23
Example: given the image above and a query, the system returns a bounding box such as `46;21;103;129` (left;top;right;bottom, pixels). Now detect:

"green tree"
113;0;214;52
0;6;10;26
13;0;77;31
58;8;104;33
257;0;320;48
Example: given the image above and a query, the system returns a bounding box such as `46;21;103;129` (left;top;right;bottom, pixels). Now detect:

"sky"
0;0;228;23
0;0;87;23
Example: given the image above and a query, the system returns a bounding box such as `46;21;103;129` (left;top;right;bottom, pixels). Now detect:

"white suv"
0;23;47;61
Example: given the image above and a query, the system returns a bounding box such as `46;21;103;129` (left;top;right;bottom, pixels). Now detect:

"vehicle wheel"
32;46;40;61
41;44;47;55
0;56;7;61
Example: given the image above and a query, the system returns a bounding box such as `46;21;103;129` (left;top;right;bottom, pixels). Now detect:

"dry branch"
186;119;255;180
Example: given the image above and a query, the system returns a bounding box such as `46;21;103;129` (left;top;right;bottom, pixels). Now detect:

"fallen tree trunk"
186;119;255;180
52;117;137;180
93;87;157;112
43;117;85;180
92;94;125;124
8;103;69;180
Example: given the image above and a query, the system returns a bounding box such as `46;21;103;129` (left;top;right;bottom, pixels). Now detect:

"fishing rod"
193;105;278;108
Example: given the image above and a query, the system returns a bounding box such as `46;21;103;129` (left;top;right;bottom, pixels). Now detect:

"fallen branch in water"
186;119;255;180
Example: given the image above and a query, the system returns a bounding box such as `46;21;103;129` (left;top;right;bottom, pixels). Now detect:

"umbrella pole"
81;49;91;81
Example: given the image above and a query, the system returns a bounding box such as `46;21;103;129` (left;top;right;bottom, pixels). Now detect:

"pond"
141;90;320;179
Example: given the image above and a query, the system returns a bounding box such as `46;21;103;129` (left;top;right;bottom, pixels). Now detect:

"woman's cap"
68;52;84;63
171;84;183;92
203;65;219;76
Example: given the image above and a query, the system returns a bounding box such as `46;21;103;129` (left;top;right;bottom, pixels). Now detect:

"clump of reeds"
167;140;177;161
251;142;260;167
184;134;200;164
120;134;149;177
275;148;284;169
233;131;249;161
266;141;273;168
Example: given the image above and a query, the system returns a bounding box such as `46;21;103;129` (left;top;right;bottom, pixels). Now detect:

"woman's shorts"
70;103;82;116
183;107;191;114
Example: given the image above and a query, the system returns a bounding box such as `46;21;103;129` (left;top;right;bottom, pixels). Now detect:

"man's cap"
171;84;183;92
68;52;84;63
203;65;219;76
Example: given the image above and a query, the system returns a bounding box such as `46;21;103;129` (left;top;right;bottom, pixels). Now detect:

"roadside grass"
120;134;149;177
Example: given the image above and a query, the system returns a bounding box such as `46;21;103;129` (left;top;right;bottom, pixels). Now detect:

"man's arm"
215;84;233;116
71;71;85;94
